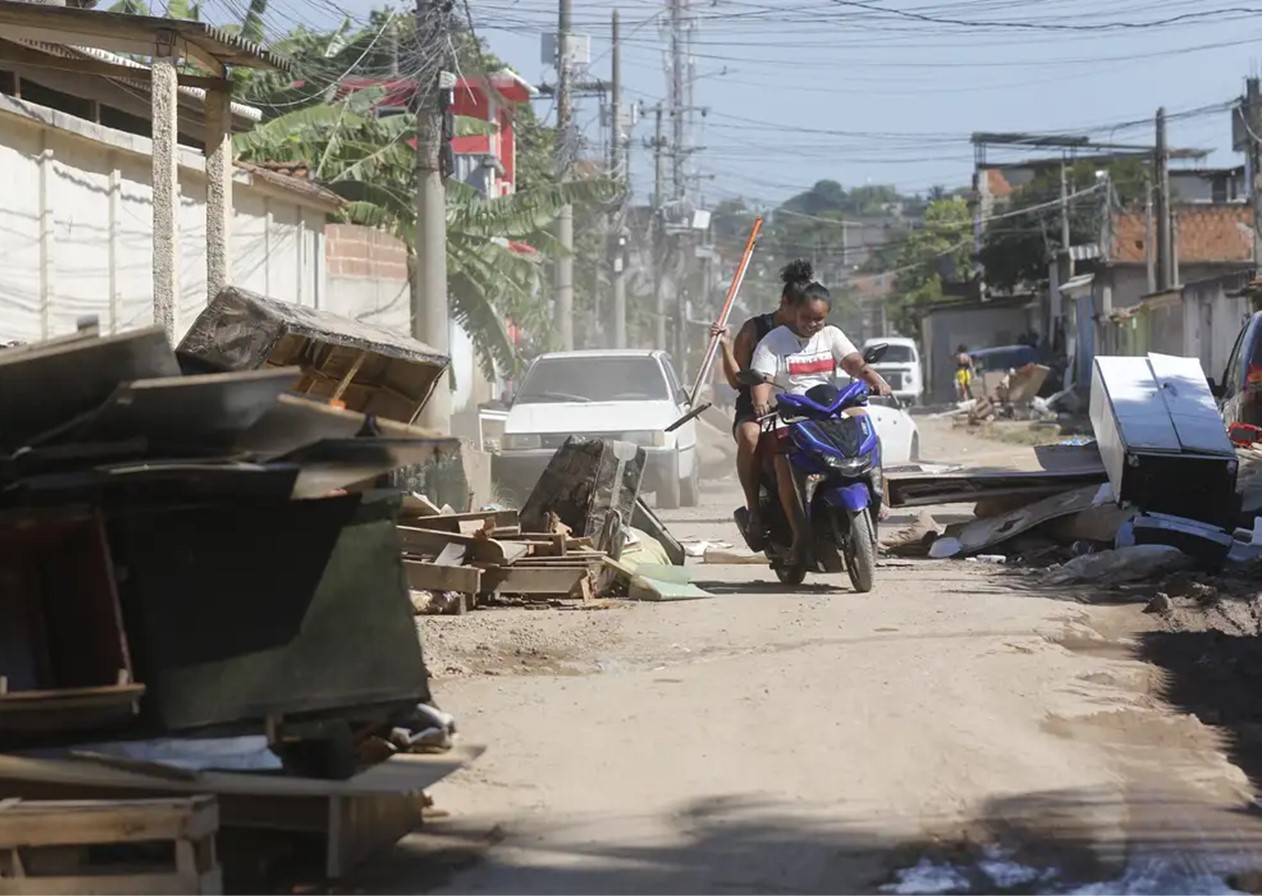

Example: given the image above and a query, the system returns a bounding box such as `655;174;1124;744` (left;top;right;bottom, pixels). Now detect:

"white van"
495;349;699;509
863;336;923;405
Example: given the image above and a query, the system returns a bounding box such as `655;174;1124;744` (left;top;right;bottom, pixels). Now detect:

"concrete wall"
922;302;1038;402
0;94;327;344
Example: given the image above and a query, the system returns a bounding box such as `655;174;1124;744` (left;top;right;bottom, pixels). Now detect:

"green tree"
234;96;616;376
887;197;973;339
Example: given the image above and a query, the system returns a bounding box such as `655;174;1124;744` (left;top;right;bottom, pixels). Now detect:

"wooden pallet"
0;796;221;895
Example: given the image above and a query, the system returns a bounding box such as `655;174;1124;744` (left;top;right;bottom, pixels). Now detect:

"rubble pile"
887;352;1262;590
404;436;696;613
0;292;489;888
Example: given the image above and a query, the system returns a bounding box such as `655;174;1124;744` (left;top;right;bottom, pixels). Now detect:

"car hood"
506;400;677;434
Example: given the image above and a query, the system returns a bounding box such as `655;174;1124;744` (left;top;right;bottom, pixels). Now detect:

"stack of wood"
398;498;618;614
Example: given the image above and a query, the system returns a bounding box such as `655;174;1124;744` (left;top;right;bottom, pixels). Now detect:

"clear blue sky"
214;0;1262;208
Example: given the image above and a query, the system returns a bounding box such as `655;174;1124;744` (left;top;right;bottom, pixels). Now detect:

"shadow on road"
335;788;1262;895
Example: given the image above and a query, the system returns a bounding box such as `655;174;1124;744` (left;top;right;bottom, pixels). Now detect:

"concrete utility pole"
554;0;575;350
1059;161;1073;277
1155;106;1174;291
1247;78;1262;266
650;103;668;350
415;0;453;431
609;9;628;349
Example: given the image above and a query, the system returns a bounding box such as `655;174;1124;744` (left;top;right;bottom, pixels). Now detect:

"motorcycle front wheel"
842;507;877;593
775;564;807;586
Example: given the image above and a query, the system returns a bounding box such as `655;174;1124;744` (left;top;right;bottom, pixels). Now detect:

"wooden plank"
479;566;589;596
0;797;217;849
0;869;219;895
403;561;481;595
398;509;518;532
396;527;527;566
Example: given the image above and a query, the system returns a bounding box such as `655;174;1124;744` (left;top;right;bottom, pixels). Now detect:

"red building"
335;69;537;197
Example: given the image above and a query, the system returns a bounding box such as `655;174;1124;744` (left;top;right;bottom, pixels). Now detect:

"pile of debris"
886;352;1258;588
0;289;485;889
404;436;701;613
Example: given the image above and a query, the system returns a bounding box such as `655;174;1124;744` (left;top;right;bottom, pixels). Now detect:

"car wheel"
657;455;681;510
681;457;700;507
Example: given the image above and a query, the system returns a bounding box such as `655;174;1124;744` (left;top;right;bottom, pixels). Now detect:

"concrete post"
204;86;233;306
151;34;180;343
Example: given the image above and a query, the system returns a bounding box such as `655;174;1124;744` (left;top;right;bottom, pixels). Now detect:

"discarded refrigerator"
1090;353;1239;529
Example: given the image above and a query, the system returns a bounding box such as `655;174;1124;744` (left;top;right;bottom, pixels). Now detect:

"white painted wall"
0;94;330;344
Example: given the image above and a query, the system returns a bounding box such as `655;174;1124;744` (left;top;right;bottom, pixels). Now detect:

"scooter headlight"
823;454;872;475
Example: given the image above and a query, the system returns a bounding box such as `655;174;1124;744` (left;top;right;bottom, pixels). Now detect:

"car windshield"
515;357;669;403
874;344;915;363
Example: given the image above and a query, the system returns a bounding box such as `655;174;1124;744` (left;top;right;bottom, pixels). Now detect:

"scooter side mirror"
864;343;889;365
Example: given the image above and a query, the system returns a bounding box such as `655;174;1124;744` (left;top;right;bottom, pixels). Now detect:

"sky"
206;0;1262;209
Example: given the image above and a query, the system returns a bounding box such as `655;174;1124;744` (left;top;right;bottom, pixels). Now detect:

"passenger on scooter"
710;259;813;546
749;276;891;563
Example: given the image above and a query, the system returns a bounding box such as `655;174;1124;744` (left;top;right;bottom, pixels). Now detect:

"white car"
865;394;920;463
494;349;700;508
864;336;923;406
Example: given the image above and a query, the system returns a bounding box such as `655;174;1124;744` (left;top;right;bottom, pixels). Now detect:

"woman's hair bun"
780;259;814;285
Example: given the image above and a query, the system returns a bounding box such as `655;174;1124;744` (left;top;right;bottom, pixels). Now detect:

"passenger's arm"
713;323;741;388
750;336;778;416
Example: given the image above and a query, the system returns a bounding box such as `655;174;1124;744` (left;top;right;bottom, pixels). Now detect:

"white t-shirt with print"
750;324;860;395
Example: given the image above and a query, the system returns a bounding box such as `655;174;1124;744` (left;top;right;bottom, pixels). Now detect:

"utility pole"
1248;77;1262;266
649;103;667;350
1155;106;1173;291
414;0;452;431
609;9;627;348
1059;160;1073;278
555;0;575;350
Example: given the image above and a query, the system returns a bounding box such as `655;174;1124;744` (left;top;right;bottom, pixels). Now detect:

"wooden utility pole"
609;9;627;348
555;0;575;350
1155;106;1173;291
414;0;452;430
650;103;668;350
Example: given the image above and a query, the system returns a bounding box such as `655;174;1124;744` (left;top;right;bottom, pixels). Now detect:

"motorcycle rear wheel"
843;507;877;593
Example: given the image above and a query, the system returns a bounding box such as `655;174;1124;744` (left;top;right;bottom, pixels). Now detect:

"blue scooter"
733;343;891;592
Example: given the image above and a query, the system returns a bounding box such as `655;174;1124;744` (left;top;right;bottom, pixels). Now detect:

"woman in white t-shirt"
748;272;891;563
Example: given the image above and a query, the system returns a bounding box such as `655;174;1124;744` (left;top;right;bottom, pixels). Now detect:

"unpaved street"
367;422;1262;894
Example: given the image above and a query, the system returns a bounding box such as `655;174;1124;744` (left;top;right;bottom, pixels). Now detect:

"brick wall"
326;223;410;282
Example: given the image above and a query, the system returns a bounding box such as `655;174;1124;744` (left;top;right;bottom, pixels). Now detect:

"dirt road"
369;422;1262;894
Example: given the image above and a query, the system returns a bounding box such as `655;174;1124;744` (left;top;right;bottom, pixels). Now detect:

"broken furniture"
0;509;142;743
177;287;447;426
1091;353;1239;530
519;436;646;560
0;314;479;882
884;442;1107;508
0;795;222;895
399;505;612;613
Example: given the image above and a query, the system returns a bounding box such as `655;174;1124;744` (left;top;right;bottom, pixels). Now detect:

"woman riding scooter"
749;271;891;564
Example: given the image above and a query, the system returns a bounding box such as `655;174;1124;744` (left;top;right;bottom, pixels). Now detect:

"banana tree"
235;98;618;376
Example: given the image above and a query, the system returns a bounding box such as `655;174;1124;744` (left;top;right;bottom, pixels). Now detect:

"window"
660;354;685;397
877;344;915;363
515;357;670;403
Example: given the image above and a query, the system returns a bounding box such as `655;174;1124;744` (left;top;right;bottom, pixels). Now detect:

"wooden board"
0;796;220;895
944;485;1102;556
478;566;590;597
0;745;485;799
399;509;518;533
396;527;528;566
402;561;481;595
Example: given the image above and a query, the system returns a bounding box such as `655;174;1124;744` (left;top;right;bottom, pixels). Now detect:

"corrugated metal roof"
0;0;291;71
11;36;263;121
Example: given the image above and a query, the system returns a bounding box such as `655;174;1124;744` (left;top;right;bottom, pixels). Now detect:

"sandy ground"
357;420;1262;895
